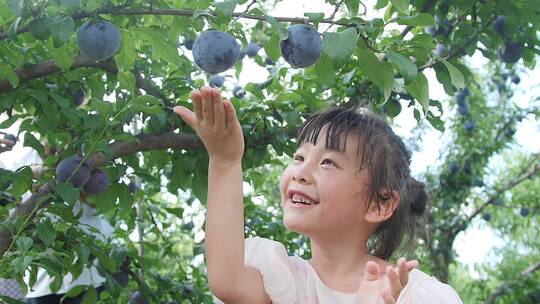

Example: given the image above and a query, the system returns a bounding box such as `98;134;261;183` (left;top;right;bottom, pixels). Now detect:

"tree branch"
484;260;540;304
0;6;356;41
450;155;540;239
0;55;118;93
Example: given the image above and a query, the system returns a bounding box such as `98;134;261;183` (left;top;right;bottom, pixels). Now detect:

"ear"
364;190;400;223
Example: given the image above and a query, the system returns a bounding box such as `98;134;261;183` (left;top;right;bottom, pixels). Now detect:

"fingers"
385;265;402;300
211;88;226;130
173;106;197;130
382;290;396;304
200;86;214;125
363;261;381;282
191;90;203;122
223;99;238;129
395;257;418;286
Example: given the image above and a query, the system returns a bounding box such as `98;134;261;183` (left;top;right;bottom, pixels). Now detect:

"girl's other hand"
357;257;419;304
173;87;245;164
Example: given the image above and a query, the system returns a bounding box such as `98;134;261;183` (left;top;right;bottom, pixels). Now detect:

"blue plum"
498;41;522;64
56;156;91;187
464;120;475;133
512;75;520;84
193;31;240;74
493;15;506;36
280;24;323;68
245;42;261;57
3;133;17;145
73;88;85;107
208;75;224;88
232;85;245;98
77;21;121;62
184;39;194;50
130;291;149;304
82;168;109;195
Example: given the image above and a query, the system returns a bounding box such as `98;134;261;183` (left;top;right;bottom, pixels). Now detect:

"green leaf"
49;16;75;48
165;207;184;218
355;48;394;101
427;113;445;132
36;221;56;246
118;71;135;93
434;63;454;95
56;183;80;205
405;72;429;114
115;30;136;71
213;0;238;18
304;12;325;25
52;45;74;71
386;51;417;80
81;285;97;304
23;133;44;158
64;285;86;299
8;0;23;16
16;236;33;252
57;0;80;9
0;65;20;88
133;28;179;63
390;0;409;15
263;32;280;61
314;52;335;86
322;28;358;67
396;13;434;26
438;57;465;89
345;0;359;16
28;16;52;40
132;95;162;114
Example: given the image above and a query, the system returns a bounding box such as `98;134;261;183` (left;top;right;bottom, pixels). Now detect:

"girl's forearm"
204;159;246;291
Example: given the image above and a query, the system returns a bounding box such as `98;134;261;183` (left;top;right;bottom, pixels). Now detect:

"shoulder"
398;269;464;304
243;237;299;303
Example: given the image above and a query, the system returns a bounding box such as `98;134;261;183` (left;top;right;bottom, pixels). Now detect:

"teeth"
291;193;316;205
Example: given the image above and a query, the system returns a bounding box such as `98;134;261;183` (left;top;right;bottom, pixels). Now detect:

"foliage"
0;0;539;303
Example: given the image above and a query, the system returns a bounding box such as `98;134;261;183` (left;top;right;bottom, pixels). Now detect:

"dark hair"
296;106;428;260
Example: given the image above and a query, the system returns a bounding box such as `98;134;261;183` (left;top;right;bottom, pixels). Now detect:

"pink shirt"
214;237;464;303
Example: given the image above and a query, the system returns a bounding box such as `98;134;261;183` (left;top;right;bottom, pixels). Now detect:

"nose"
291;162;313;184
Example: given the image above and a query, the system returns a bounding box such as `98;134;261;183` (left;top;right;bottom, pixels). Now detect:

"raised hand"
173;87;245;164
357;257;418;304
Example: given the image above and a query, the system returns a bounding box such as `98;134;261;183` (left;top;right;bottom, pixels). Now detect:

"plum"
512;75;520;84
245;42;261;57
73;88;85;107
77;20;121;62
482;212;491;221
232;85;245;98
520;207;529;217
434;44;447;56
464;120;475;133
280;24;323;68
184;39;194;50
498;41;522;64
128;182;137;193
3;133;17;145
457;103;468;115
130;291;149;304
493;15;506;36
208;75;224;88
82;168;109;195
192;30;240;74
449;162;459;174
112;271;129;288
56;156;91;187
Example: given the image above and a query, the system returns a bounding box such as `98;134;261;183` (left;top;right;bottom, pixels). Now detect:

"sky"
1;0;539;279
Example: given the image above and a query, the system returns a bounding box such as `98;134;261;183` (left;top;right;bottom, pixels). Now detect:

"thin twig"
324;0;345;33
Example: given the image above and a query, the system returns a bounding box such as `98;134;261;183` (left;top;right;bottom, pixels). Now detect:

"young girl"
173;87;463;304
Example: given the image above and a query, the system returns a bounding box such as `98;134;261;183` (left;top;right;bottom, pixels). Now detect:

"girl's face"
279;130;372;238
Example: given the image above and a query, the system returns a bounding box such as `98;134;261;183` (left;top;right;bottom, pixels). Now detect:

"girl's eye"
321;159;335;166
293;154;304;161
